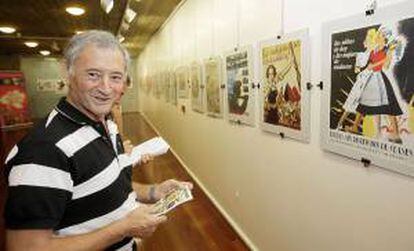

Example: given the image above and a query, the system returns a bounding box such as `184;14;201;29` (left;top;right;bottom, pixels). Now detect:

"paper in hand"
130;137;170;164
153;186;193;215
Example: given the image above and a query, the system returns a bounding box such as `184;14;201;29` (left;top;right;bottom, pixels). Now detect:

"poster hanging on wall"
0;71;31;127
36;78;56;92
149;74;155;98
142;74;150;95
259;29;311;142
224;46;255;126
204;57;224;118
163;70;171;103
154;72;162;99
190;62;204;113
321;1;414;176
169;69;177;105
55;79;68;95
177;66;189;99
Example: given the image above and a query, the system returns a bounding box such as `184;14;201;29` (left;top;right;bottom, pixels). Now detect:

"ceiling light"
65;6;85;16
124;8;137;23
0;26;16;34
100;0;114;14
24;42;38;48
76;31;84;34
39;50;51;56
118;36;125;43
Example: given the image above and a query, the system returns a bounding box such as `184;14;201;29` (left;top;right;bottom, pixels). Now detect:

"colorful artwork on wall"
259;29;311;142
321;2;414;176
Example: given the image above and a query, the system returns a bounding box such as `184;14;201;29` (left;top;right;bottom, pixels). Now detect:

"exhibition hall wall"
136;0;413;250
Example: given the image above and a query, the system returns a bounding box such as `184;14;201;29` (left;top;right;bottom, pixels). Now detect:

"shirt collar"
55;97;110;136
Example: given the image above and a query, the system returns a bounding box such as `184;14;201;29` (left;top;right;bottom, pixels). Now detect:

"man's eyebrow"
84;69;124;75
85;68;102;72
110;71;124;75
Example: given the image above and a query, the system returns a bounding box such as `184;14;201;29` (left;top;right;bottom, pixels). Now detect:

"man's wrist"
110;216;131;240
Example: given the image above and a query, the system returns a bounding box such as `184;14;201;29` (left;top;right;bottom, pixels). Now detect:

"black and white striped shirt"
5;98;137;250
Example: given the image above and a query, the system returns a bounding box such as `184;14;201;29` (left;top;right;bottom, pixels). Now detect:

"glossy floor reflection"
123;113;250;251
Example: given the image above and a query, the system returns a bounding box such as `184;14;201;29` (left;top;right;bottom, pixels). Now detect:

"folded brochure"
130;137;170;164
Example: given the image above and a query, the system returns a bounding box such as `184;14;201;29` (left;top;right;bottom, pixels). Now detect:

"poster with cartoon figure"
321;2;414;176
259;29;311;142
154;72;162;99
163;70;170;102
169;68;177;105
224;46;255;126
204;57;224;118
190;62;204;113
177;66;189;99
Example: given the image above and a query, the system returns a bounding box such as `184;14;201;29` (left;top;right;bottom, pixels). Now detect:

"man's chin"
89;106;112;119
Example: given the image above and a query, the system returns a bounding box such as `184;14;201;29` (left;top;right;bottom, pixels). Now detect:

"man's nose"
99;75;111;90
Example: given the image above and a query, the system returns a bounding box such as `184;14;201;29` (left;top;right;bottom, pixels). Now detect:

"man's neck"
66;95;105;123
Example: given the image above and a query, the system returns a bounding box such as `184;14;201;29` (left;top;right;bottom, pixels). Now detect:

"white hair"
63;30;130;76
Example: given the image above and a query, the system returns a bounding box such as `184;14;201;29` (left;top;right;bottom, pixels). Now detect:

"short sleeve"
4;140;73;230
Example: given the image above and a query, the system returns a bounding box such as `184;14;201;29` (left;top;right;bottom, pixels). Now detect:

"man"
4;30;192;251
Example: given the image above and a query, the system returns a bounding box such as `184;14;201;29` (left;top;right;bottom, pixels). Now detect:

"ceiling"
0;0;181;58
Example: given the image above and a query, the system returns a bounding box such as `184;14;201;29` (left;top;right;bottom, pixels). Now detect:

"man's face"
67;44;125;121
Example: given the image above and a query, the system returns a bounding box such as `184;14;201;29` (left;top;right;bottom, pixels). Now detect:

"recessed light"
66;6;85;16
39;50;51;56
0;26;16;34
100;0;114;14
24;42;38;48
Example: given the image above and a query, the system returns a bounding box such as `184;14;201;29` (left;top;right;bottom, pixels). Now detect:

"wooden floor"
124;113;250;251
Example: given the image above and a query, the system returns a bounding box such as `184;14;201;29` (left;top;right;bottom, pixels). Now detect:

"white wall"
136;0;414;250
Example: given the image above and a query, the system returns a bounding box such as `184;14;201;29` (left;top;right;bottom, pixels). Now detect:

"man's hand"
154;179;193;201
123;140;133;155
123;204;167;238
124;140;153;165
140;154;154;164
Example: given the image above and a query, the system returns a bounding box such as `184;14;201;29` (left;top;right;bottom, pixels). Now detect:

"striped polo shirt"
4;98;138;250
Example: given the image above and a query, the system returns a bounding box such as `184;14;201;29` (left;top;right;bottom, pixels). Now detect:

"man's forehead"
75;44;126;72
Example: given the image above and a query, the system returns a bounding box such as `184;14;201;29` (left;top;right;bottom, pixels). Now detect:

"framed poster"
259;29;311;142
154;72;162;99
55;78;68;95
321;1;414;176
163;70;171;102
143;74;151;95
149;74;156;98
190;62;204;113
0;71;31;127
224;46;256;126
176;66;189;99
169;69;178;105
36;78;56;92
204;57;224;118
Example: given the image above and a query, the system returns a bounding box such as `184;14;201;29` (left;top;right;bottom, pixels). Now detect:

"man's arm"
7;205;167;251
